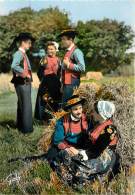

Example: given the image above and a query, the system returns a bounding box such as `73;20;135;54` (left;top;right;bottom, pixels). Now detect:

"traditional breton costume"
34;48;61;121
47;98;119;177
46;95;88;161
11;32;35;133
58;29;85;103
86;101;119;175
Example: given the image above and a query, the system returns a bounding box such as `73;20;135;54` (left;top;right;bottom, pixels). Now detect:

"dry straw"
78;82;135;167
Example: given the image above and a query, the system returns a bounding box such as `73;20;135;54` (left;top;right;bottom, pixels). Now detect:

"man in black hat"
46;95;88;162
11;32;35;133
58;29;85;103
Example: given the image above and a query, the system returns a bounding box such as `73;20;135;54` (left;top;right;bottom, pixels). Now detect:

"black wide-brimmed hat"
9;32;35;51
15;32;35;42
58;29;78;39
63;95;86;111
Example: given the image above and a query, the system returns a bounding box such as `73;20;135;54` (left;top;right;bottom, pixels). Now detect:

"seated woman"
35;41;62;121
76;100;119;178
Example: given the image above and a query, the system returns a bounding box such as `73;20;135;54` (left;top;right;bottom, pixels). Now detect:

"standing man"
11;32;35;133
58;29;85;103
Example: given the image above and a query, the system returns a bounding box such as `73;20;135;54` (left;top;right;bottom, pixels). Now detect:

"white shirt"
67;43;75;51
19;47;26;53
71;114;80;122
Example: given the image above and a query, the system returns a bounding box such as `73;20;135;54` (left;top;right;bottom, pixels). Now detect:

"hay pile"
38;81;135;167
78;82;135;166
38;110;68;152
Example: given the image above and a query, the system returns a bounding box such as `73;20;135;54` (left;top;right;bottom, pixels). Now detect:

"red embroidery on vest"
109;136;118;146
90;119;118;146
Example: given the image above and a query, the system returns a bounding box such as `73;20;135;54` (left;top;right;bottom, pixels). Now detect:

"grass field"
0;74;134;194
81;75;135;92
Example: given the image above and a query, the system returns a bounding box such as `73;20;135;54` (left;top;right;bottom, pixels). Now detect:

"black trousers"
14;83;33;133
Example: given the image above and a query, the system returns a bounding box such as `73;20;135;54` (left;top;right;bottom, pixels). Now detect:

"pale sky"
0;0;135;31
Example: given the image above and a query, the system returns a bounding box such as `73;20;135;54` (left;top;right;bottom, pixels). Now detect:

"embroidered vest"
90;119;118;146
44;56;59;76
63;113;88;134
20;51;31;78
62;46;81;84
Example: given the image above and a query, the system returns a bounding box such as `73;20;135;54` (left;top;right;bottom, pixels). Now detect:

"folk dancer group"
11;29;85;132
10;30;119;180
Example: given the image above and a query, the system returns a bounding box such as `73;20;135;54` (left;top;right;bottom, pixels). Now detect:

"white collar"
67;43;75;51
19;47;26;53
71;114;80;122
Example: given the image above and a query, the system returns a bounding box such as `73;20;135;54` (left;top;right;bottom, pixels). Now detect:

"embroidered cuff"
109;136;118;146
89;132;96;144
58;141;70;150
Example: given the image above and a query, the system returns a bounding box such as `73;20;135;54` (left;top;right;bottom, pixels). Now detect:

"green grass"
0;118;44;178
81;76;135;92
0;89;45;179
101;76;135;90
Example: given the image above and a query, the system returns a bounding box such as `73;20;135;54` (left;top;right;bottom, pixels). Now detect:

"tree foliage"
0;7;70;72
76;19;134;73
0;8;134;73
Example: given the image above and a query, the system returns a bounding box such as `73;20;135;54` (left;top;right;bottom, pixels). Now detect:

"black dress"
34;58;62;121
